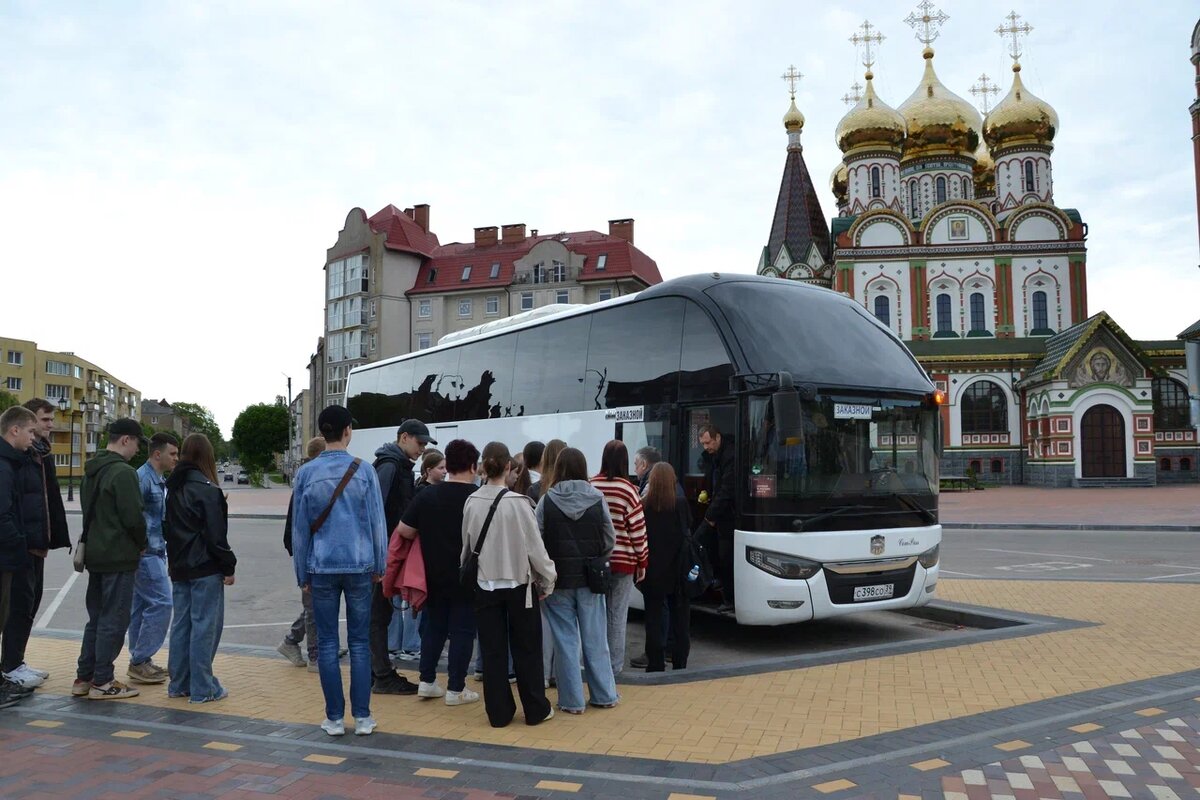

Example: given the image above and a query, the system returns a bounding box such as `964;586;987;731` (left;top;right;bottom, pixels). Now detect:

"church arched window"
969;292;987;334
1031;290;1049;332
935;176;947;204
909;182;920;217
873;295;890;327
1153;378;1190;430
961;380;1009;433
870;166;881;199
935;293;952;334
1024;160;1036;192
962;176;971;198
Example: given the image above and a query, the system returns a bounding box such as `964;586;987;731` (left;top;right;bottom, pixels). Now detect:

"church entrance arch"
1080;404;1125;478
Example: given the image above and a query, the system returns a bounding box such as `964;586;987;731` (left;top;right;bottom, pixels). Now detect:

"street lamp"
58;398;94;501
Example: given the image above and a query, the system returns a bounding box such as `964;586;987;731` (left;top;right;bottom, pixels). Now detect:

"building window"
1153;378;1190;430
935;294;952;334
909;182;920;217
598;289;613;301
1024;160;1036;192
53;453;70;468
418;299;431;319
149;415;159;425
46;360;71;376
326;259;345;300
1031;290;1049;332
6;351;21;366
459;299;473;317
427;268;437;284
74;365;82;379
1183;458;1193;471
961;380;1008;433
1161;457;1173;471
556;289;569;305
4;377;20;391
486;295;500;315
873;295;890;327
969;292;986;333
935;176;947;204
551;260;566;282
417;333;432;350
870;166;881;199
990;458;1004;474
532;262;547;283
461;266;472;281
369;333;377;352
596;254;607;271
520;292;534;311
45;383;69;400
369;300;377;319
961;176;970;197
490;262;501;279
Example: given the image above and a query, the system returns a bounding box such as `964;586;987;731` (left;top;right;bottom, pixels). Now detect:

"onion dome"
972;141;995;196
835;71;906;155
783;98;805;132
983;63;1058;152
897;47;982;161
831;162;849;206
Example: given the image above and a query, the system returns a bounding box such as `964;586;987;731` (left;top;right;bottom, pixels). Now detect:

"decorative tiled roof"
367;205;440;258
1179;318;1200;340
1023;312;1162;385
764;147;832;267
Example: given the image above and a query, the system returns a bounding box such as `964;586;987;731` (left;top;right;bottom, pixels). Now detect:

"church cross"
850;19;885;69
842;81;864;107
996;10;1033;62
904;0;948;46
970;73;1000;113
781;65;802;100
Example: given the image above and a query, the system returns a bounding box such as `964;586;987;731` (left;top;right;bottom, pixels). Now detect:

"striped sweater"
589;475;648;575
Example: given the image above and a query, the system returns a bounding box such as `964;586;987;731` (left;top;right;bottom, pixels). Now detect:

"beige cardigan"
461;485;557;606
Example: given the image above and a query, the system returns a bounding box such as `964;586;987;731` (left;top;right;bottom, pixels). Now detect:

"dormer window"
427;268;437;284
461;266;472;281
596;254;607;271
490;262;501;279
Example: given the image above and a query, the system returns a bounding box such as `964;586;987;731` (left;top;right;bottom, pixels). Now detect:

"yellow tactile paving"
813;778;857;793
1069;722;1103;733
910;757;950;770
202;741;242;751
26;720;63;729
1136;707;1166;716
667;794;718;800
994;739;1031;751
23;580;1200;765
303;754;345;765
111;730;149;739
414;767;459;779
534;779;582;792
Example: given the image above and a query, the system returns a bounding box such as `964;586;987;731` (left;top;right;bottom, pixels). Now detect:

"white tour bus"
344;273;942;625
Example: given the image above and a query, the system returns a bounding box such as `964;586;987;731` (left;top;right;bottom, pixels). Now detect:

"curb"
944;522;1200;532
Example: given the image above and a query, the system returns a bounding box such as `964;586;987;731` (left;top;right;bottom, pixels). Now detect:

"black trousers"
699;522;735;604
369;583;399;677
474;586;551;727
642;588;690;671
1;555;43;673
0;572;12;634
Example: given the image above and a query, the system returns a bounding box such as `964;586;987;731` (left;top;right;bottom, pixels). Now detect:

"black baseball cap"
317;405;356;438
397;419;437;445
108;418;148;445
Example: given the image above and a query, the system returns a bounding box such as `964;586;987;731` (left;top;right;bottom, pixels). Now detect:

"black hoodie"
164;462;236;582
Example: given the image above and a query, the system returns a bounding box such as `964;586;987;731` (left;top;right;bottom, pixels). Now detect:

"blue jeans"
167;574;225;703
128;553;173;666
310;573;372;721
542;588;618;711
388;599;422;653
418;597;475;692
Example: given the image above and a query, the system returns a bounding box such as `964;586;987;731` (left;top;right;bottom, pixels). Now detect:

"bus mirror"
772;388;803;442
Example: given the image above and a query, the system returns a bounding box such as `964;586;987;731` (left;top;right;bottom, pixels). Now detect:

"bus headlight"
917;544;940;569
746;547;820;580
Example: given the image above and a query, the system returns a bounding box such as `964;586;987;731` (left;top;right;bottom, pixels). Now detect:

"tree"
231;402;288;473
0;390;18;412
172;401;227;460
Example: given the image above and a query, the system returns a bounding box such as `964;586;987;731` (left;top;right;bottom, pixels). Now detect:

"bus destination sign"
604;406;645;423
833;403;876;420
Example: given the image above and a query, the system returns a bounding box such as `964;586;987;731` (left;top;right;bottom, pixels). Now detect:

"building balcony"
512;266;578;285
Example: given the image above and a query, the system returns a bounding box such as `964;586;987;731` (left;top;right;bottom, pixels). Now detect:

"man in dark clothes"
0;406;38;709
698;424;736;613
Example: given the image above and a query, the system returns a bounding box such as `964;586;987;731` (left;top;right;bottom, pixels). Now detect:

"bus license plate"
853;584;894;602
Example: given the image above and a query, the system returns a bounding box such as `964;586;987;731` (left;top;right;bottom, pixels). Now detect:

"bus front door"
680;404;735;526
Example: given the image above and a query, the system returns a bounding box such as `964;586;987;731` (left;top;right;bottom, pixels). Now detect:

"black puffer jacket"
164;462;236;582
537;480;613;590
0;438;29;572
701;436;736;531
18;438;70;552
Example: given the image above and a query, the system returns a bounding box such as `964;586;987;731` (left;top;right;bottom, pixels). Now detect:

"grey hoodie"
536;480;616;554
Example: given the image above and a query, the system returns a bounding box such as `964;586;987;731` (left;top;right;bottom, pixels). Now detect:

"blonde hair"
305;436;326;461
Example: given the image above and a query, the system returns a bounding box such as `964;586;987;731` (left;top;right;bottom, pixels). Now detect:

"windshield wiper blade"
894;493;936;525
793;504;876;532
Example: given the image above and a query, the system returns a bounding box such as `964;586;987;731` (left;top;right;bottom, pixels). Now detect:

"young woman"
536;448;620;714
462;442;557;728
391;449;446;661
589;440;647;676
639;462;691;671
414;450;447;493
527;438;566;503
164;433;237;703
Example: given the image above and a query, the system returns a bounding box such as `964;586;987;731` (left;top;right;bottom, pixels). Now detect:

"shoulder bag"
585;555;612;595
459;489;508;592
309;458;362;535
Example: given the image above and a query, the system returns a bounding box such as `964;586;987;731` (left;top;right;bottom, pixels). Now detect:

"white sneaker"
320;718;345;736
4;666;45;688
417;680;446;699
20;664;49;680
354;716;377;736
445;687;480;706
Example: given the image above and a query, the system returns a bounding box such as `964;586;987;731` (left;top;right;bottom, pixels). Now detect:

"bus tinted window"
348;358;413;430
455;333;517;418
680;301;735;400
407;347;462;422
585;298;685;409
512;315;591;415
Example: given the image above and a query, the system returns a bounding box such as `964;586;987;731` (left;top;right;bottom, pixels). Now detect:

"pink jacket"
383;532;427;613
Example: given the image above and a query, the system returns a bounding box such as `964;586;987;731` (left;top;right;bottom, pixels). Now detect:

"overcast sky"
2;1;1197;436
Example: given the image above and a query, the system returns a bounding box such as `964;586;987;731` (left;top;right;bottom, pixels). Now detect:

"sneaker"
508;673;517;684
445;688;479;706
472;670;483;682
71;679;91;697
24;665;49;679
189;688;229;704
89;681;140;700
320;717;345;736
0;691;22;710
3;666;44;689
127;661;166;685
354;716;377;736
397;649;420;661
630;654;649;669
1;679;33;698
146;660;169;678
716;603;735;614
588;699;619;709
418;681;446;699
167;690;190;699
371;671;418;695
277;640;307;667
307;662;320;674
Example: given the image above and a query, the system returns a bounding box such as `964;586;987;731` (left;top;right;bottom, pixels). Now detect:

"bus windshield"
744;394;939;530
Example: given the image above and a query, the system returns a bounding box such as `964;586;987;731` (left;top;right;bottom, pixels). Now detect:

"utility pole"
283;373;293;486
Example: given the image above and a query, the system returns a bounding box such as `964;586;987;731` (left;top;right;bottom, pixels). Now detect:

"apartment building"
312;205;661;410
140;398;191;438
0;336;141;475
285;388;313;476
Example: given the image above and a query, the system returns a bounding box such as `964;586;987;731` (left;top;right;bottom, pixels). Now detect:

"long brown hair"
598;439;629;480
480;441;512;481
180;433;218;484
553;448;589;483
540;438;568;491
644;462;678;513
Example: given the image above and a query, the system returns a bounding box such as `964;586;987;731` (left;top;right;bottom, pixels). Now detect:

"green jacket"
80;450;146;573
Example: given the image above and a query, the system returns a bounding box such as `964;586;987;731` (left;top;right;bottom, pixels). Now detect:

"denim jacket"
137;462;167;556
291;449;387;587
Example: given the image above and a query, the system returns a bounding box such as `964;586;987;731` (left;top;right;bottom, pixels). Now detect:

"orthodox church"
758;7;1196;486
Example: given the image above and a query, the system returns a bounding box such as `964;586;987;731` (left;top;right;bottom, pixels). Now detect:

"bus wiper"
793;505;876;532
894;493;936;525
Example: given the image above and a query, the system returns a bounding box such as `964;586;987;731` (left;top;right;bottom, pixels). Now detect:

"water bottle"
687;564;701;582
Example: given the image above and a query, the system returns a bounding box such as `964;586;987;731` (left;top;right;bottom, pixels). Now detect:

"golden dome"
835;71;906;154
783;98;805;132
897;48;982;161
983;64;1058;152
831;162;849;204
973;141;995;196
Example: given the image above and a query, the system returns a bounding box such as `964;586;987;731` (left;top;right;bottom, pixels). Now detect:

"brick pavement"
938;484;1200;528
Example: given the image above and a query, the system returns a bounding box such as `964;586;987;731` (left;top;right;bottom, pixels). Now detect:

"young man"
0;406;38;709
278;435;327;670
73;419;148;700
368;419;435;695
1;399;71;690
291;405;388;736
698;424;736;613
126;432;179;684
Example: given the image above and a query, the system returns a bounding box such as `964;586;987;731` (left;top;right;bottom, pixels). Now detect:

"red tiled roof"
368;205;440;258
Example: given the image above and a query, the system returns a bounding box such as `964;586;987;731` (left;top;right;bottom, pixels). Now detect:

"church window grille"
935;176;947;204
1153;378;1190;430
969;459;982;475
1024;160;1036;192
1182;457;1193;471
990;458;1004;474
962;176;970;198
935;294;952;334
961;380;1009;434
909;182;920;217
873;295;890;327
870;166;881;199
1160;458;1172;471
969;292;986;333
1031;290;1049;331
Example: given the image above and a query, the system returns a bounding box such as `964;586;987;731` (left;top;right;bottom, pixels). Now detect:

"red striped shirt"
590;475;648;575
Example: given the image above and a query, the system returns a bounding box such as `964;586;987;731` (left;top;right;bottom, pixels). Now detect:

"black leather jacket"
164;463;236;582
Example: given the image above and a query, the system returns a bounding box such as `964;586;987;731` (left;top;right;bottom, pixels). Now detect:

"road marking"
982;548;1114;562
1147;571;1200;581
222;619;346;630
995;562;1093;573
939;569;984;577
35;571;79;630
